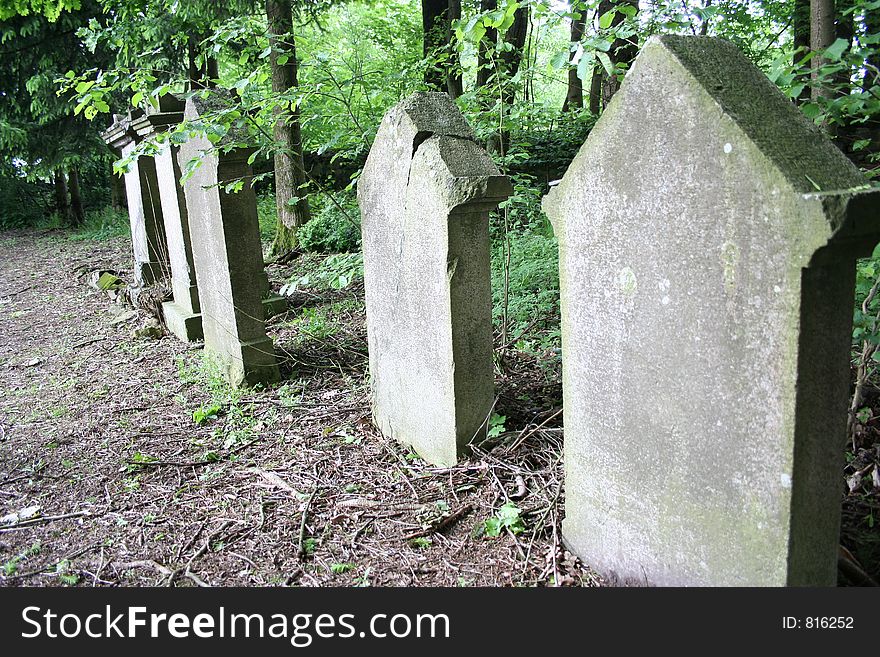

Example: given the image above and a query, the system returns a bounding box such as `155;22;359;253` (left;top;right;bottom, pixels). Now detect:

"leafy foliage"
282;252;364;294
484;502;525;537
63;206;129;240
296;192;361;253
491;221;560;345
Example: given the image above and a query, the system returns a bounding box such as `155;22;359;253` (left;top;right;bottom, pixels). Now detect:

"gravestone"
542;35;880;586
177;96;280;387
102;115;169;287
358;92;511;467
130;96;202;342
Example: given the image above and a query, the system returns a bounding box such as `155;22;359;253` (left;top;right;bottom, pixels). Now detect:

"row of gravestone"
102;94;286;387
107;35;879;586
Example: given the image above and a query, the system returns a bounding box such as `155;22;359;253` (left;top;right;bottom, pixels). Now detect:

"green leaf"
485;9;506;26
131;91;143;107
549;50;568;70
597;51;614;76
577;53;594;82
497;502;521;523
800;102;823;121
787;83;805;99
824;38;849;61
484;516;502;537
599;9;616;29
276;54;289;66
497;0;519;33
483;502;525;537
592;38;612;53
487;413;506;438
193;403;222;425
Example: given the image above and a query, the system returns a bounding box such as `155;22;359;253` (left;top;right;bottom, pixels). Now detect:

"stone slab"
178;96;280;387
358;92;511;467
543;35;880;586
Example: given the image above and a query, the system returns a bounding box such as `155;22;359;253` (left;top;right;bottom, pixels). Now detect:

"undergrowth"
64;207;130;241
257;190;361;253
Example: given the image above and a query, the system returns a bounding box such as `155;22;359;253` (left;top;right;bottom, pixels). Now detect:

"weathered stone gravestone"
177;96;281;387
358;92;511;467
102;115;170;287
130;95;202;342
543;35;880;586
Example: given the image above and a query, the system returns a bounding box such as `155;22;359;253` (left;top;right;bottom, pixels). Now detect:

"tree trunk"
499;5;529;106
206;54;219;88
562;8;586;112
53;170;71;225
493;5;529;154
810;0;836;102
422;0;447;91
446;0;463;98
187;31;219;90
835;0;854;85
600;0;639;108
865;6;880;92
700;0;712;35
588;63;603;114
68;168;85;227
110;166;127;211
187;36;200;89
475;0;498;89
832;0;856;148
793;0;811;104
863;6;880;163
266;0;311;258
188;34;207;90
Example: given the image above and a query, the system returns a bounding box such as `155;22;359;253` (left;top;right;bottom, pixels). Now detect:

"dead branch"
403;504;473;540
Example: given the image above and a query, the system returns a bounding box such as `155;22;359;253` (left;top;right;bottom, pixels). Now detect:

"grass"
37;207;131;242
176;352;272;453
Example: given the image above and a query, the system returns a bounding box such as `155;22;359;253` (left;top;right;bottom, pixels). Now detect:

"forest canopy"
2;0;877;225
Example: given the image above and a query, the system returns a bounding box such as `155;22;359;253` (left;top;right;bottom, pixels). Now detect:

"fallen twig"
507;408;563;453
125;436;265;470
0;285;32;298
71;337;103;349
0;509;94;532
297;486;320;560
113;560;173;577
403;504;473;540
1;543;101;581
251;468;301;497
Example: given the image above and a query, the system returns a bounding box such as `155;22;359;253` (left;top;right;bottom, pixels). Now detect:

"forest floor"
1;228;878;587
0;228;594;587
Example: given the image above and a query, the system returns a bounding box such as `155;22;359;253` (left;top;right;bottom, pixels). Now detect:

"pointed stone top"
391;91;474;143
359;92;506;214
649;35;864;193
415;135;512;212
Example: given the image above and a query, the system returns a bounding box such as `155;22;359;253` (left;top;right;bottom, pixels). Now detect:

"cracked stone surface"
358;92;511;467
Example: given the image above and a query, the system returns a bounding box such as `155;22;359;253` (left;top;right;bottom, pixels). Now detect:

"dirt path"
0;229;587;587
